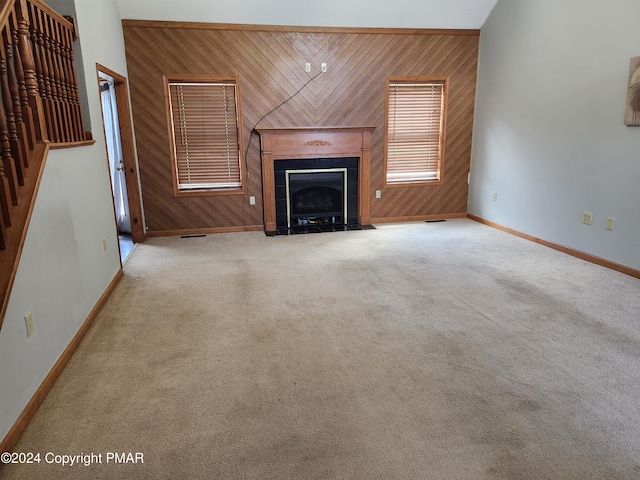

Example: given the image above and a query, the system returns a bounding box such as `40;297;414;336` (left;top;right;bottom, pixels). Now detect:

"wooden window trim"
163;74;246;197
383;76;448;187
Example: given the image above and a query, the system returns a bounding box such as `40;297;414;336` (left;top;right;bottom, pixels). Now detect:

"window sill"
384;179;443;188
174;187;247;198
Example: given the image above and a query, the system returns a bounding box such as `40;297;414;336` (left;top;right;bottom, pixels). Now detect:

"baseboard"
0;269;124;453
467;214;640;279
145;225;264;237
371;213;467;224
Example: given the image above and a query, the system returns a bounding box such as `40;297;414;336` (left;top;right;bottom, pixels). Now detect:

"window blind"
386;81;446;184
168;81;242;191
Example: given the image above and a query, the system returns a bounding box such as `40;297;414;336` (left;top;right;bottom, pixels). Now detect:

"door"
101;79;132;234
97;65;145;262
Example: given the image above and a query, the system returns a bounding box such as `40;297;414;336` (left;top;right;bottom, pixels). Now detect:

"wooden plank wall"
122;21;479;234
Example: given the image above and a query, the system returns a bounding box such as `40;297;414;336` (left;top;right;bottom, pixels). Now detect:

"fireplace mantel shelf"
257;127;375;232
256;126;376;134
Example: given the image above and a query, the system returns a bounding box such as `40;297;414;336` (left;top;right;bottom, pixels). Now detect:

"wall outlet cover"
606;217;615;231
25;313;34;337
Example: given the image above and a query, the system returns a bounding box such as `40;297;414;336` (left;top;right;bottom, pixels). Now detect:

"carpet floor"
2;219;639;479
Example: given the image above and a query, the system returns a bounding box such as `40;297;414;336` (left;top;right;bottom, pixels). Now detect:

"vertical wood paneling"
122;22;479;233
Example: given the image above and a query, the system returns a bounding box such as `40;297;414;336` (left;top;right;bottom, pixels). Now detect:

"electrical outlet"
375;190;381;199
321;63;327;72
492;193;498;201
582;212;593;225
305;63;311;73
25;312;34;337
606;217;615;231
249;196;256;205
103;237;108;252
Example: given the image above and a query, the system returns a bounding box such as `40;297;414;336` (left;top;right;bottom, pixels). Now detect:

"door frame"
96;64;145;243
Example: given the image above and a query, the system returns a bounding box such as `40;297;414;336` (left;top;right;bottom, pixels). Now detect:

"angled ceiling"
117;0;498;30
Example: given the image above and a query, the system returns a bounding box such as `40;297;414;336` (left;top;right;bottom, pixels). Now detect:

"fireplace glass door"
285;168;347;228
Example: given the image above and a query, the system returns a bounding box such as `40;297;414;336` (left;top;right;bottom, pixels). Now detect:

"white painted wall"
0;0;129;442
117;0;498;29
469;0;640;269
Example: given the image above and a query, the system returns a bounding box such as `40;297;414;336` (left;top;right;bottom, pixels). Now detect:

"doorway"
97;65;145;263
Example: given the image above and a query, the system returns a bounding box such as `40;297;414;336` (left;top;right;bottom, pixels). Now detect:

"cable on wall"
244;71;323;232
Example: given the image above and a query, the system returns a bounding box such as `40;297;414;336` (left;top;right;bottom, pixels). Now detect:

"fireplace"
257;127;374;234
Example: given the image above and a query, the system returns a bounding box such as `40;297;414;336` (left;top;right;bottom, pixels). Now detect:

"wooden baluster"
13;3;36;150
44;13;65;142
0;194;6;248
62;16;84;141
1;29;25;187
18;0;46;142
27;3;44;95
51;19;71;142
4;18;28;175
0;125;11;228
50;19;65;141
40;10;57;142
0;78;14;251
59;18;79;141
0;94;19;208
31;4;57;142
0;152;10;246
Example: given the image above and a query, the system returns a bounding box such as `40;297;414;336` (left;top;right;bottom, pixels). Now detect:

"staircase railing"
0;0;91;330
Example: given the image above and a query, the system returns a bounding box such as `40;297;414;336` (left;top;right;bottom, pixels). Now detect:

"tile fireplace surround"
256;127;375;233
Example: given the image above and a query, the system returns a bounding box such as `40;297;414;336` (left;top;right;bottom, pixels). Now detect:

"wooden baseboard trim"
467;214;640;279
145;225;264;237
371;213;466;224
0;269;124;453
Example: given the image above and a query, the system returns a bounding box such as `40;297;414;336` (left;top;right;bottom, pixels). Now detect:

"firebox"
285;169;347;228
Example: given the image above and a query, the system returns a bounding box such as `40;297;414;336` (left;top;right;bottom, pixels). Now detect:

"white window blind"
386;80;446;184
168;80;243;191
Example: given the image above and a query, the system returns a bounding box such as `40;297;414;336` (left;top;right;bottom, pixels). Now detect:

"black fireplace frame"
274;157;359;230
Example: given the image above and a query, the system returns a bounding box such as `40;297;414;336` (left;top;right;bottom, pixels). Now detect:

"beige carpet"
2;219;640;479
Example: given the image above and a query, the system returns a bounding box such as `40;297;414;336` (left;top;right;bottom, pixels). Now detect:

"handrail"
0;1;13;28
29;0;73;32
0;0;91;330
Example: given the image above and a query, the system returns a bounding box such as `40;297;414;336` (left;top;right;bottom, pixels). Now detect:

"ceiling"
117;0;499;30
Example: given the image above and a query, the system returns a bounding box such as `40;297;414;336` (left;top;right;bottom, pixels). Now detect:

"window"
384;78;447;185
165;76;245;195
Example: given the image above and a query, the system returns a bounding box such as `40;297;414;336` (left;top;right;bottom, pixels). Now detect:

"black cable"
244;71;323;232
